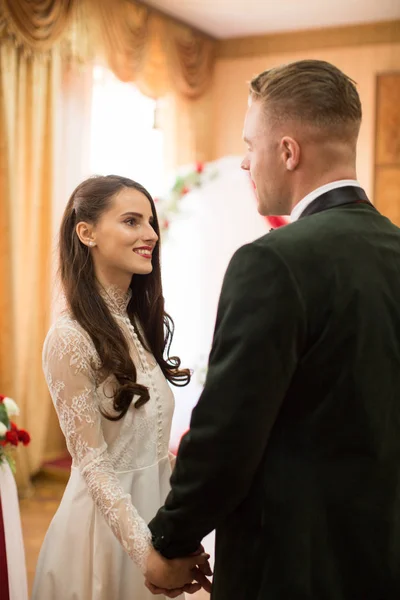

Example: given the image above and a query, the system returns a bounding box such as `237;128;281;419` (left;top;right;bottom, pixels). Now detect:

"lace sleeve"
42;322;152;572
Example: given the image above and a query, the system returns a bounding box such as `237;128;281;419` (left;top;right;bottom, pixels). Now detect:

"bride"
32;175;209;599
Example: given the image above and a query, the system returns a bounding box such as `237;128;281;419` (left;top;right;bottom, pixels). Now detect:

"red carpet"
42;455;72;471
41;454;72;482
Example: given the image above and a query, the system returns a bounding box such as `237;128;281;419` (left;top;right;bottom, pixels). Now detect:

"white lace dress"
32;287;183;600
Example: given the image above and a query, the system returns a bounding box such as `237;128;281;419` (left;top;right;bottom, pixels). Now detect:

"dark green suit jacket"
150;189;400;599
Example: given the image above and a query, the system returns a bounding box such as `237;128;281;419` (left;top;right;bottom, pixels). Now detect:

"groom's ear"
280;136;300;171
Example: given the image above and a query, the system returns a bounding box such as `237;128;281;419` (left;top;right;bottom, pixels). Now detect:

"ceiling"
142;0;400;39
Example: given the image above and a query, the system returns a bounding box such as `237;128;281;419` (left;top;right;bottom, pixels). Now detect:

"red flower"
195;161;204;174
10;421;18;431
0;440;6;447
5;430;19;446
181;186;189;196
18;429;31;446
267;216;288;229
0;395;4;403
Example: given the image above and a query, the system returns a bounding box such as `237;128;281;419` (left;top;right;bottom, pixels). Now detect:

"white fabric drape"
0;462;28;600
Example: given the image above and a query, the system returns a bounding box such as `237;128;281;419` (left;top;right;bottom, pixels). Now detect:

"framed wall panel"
374;74;400;225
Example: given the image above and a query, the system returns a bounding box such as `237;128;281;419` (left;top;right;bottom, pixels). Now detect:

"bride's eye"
125;218;137;227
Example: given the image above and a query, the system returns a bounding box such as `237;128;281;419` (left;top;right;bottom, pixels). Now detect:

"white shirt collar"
290;180;362;223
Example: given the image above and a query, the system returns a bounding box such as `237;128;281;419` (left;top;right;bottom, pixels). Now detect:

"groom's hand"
144;546;211;592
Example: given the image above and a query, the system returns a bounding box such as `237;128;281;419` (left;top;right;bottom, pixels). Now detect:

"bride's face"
79;187;159;280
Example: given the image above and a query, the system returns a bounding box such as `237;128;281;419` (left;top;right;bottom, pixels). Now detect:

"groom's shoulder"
254;213;336;253
227;230;295;276
250;221;309;254
228;216;327;271
232;219;329;274
229;227;297;264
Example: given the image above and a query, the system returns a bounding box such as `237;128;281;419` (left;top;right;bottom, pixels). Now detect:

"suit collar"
298;185;373;220
290;180;362;222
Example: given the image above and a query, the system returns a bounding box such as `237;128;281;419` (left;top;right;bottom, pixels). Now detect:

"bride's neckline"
98;284;158;371
98;284;132;316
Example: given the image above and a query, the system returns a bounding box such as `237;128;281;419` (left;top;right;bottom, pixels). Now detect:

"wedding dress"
32;286;183;600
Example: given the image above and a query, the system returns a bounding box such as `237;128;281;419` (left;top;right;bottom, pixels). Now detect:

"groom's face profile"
241;98;291;217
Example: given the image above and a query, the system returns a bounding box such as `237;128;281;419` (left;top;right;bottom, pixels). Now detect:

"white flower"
3;397;19;417
0;422;8;437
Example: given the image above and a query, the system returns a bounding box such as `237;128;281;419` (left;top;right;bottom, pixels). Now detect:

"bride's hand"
190;564;212;593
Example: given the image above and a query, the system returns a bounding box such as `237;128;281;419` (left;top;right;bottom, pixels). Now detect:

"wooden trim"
373;74;380;206
216;20;400;59
373;73;400;223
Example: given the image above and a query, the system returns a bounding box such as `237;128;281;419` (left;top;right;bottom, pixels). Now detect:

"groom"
145;60;400;599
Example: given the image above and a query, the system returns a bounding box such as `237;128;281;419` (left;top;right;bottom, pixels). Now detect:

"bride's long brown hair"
59;175;190;421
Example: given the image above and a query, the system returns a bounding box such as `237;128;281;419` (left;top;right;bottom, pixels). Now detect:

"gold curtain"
84;0;215;100
0;0;215;103
0;35;63;492
0;0;76;50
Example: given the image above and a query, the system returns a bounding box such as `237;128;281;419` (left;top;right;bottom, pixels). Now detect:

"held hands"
144;546;213;597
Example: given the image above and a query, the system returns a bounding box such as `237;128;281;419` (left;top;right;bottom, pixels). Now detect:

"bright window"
89;66;165;198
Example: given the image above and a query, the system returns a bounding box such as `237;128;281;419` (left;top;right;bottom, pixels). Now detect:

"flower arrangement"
0;395;31;472
156;161;217;235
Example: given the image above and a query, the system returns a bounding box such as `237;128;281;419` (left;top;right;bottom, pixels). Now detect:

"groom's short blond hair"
249;60;362;140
